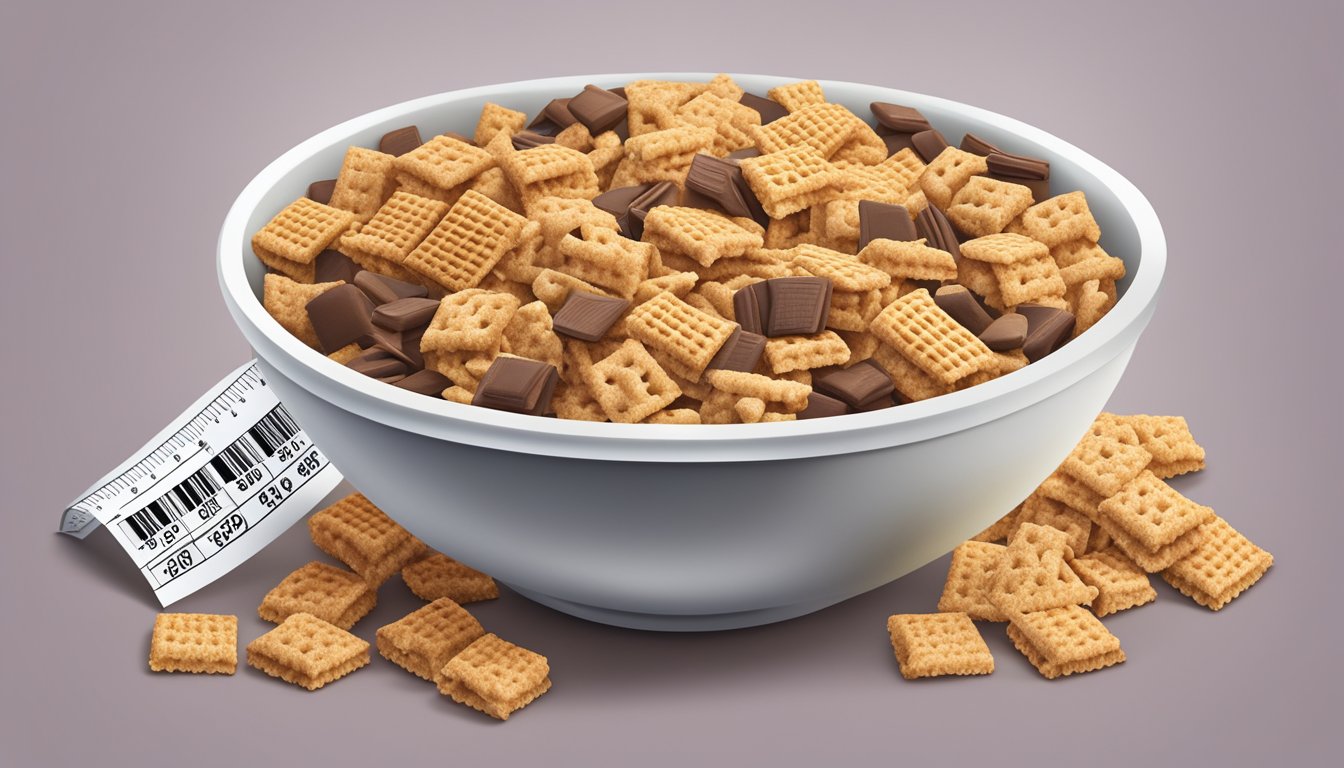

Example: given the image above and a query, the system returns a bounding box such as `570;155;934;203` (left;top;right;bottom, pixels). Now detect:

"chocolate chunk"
440;131;477;146
911;129;949;163
593;183;654;239
626;181;680;240
568;85;628;134
353;271;428;305
979;312;1028;351
934;285;994;336
512;131;556;150
1017;304;1076;362
765;276;832;337
881;133;918;157
853;392;898;412
307;179;337;206
348;348;407;378
393;369;451;396
725;147;762;161
798;391;850;420
314;250;359;284
959;133;1000;156
527;98;577;135
986;152;1051;202
608;86;627;99
915;206;962;264
705;328;767;373
373;297;441;331
306;284;377;353
858;201;916;248
870;102;931;134
685;154;768;224
553;291;630;341
391;324;426;370
814;360;894;408
472;357;559;416
738;92;788;124
379;126;423;157
910;279;945;294
732;282;770;335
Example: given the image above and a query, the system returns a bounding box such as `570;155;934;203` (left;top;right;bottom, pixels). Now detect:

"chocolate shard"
814;359;895;408
870;102;931;134
314;249;359;284
626;181;679;240
732;282;770;335
553;291;630;342
594;183;654;239
765;276;833;337
915;205;962;264
393;369;452;396
306;284;377;353
307;179;337;206
568;85;628;134
858;201;917;248
527;98;577;136
472;357;559;416
706;328;767;373
987;152;1051;203
379;126;423;157
1017;304;1076;362
911;129;949;163
725;147;762;161
798;391;850;420
347;348;407;378
391;324;426;370
881;133;916;157
959;132;1001;156
979;312;1028;351
738;92;788;124
512;131;556;150
934;285;994;336
685;154;768;224
353;271;428;305
853;392;898;411
372;297;441;331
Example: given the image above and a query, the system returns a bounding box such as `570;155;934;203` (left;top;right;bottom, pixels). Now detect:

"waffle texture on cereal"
307;492;427;586
149;613;237;674
246;613;370;691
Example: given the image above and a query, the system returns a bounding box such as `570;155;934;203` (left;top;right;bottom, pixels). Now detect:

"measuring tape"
61;361;344;606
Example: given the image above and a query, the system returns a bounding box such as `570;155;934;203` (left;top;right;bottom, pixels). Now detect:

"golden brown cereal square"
870;342;953;402
887;613;994;679
262;274;344;349
762;331;851;374
970;506;1021;543
625;291;738;378
257;561;376;630
703;369;811;412
790;244;891;292
642;206;764;267
1010;191;1101;247
1061;421;1152;498
857;238;957;282
959;232;1051;265
437;633;551;720
338;190;450;281
1099;516;1206;573
1070;548;1156;617
402;552;499;604
1113;414;1206;472
1037;468;1106;518
1013;492;1093;555
246;613;370;691
988;523;1097;615
919;147;988;211
559;227;656;298
1097;470;1215;552
767;80;827;112
991;248;1067;307
376;598;485;682
1006;605;1125;679
739;144;850;219
328;146;397;221
937;541;1008;622
308;492;428;586
1162;516;1273;610
475;102;527;146
149;613;237;674
421;289;521;354
868;289;995;385
946;176;1035;237
586;339;681;423
752;102;873;160
251;197;356;281
404;189;528;292
1052;239;1126;287
395;134;496;191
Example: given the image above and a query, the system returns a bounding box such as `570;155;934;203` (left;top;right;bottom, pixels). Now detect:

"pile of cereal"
253;75;1125;422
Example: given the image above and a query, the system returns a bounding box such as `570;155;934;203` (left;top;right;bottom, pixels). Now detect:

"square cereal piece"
475;102;527;146
559;227;656;298
437;633;552;721
394;133;496;192
767;80;826;112
1052;239;1126;287
970;506;1021;543
790;244;891;292
642;206;763;267
258;561;376;630
1013;492;1092;555
1113;414;1206;477
338;190;449;282
918;147;988;211
887;613;994;680
403;189;528;292
1009;191;1101;247
946;176;1035;237
1070;548;1156;617
625;292;738;379
1037;468;1106;519
857;238;957;282
246;613;370;691
762;331;851;374
739;144;849;219
376;598;485;682
402;552;499;604
752;103;871;159
585;339;681;423
328;146;397;221
308;492;428;587
959;232;1050;265
1096;513;1206;573
868;289;995;386
1097;470;1215;552
149;613;237;675
703;369;811;412
262;274;344;349
1162;516;1273;610
251;197;356;282
1006;605;1125;679
988;522;1097;615
937;541;1008;622
421;289;521;354
990;248;1067;307
870;342;952;402
1061;420;1152;498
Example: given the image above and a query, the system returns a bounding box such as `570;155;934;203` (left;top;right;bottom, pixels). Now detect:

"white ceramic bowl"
219;73;1165;630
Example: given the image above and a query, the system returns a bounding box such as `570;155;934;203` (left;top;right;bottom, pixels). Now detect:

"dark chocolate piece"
732;282;770;335
307;179;337;206
512;131;556;150
798;391;850;420
440;131;477;146
393;369;451;397
685;154;768;224
881;133;917;157
959;133;1000;156
911;129;949;163
314;250;359;284
471;357;559;416
593;183;654;239
725;147;762;161
552;291;630;342
853;392;898;412
978;312;1028;351
306;284;377;353
379;126;423;157
813;359;894;408
915;206;962;264
527;98;577;135
934;285;994;336
986;152;1051;203
392;324;426;370
568;85;628;134
738;92;788;124
870;102;931;134
1017;304;1076;362
372;297;441;331
765;276;832;337
705;328;766;373
858;201;916;249
353;271;428;305
626;180;679;240
348;349;407;378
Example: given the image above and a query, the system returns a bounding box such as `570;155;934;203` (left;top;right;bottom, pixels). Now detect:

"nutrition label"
61;361;344;606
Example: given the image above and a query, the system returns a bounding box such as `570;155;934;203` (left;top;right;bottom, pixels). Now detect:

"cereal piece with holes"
307;492;427;586
887;613;995;679
149;613;238;674
257;561;376;630
376;598;485;682
247;613;370;691
437;633;551;720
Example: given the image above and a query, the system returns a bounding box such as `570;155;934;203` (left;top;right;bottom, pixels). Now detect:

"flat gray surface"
2;0;1340;764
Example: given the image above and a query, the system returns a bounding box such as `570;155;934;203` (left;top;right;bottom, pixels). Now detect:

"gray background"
3;0;1340;764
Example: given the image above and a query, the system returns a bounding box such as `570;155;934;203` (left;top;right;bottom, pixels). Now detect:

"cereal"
338;191;450;281
1096;470;1215;553
767;80;827;112
262;274;344;349
868;289;995;386
395;134;495;193
149;613;237;674
762;331;850;374
987;522;1097;615
585;339;681;423
1013;492;1092;556
739;144;850;219
1009;191;1101;247
559;227;655;297
919;147;988;211
625;292;737;378
1111;414;1206;478
704;369;810;412
857;238;957;282
246;613;370;691
1060;420;1152;497
421;289;520;354
1161;516;1273;610
946;176;1034;237
403;189;528;292
1006;605;1125;679
1070;548;1156;617
642;206;763;267
257;561;376;630
328;147;397;221
887;613;995;679
937;541;1008;622
475;102;527;147
251;197;356;282
790;244;891;292
437;633;551;720
308;492;428;587
375;598;485;682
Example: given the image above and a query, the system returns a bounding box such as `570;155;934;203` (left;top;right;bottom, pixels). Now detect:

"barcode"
248;406;300;457
123;468;222;542
209;438;264;483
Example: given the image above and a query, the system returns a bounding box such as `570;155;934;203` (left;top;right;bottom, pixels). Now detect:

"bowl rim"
218;72;1166;462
